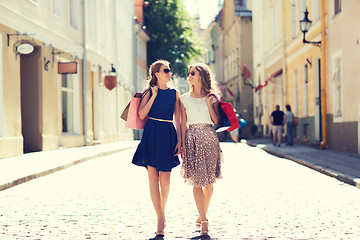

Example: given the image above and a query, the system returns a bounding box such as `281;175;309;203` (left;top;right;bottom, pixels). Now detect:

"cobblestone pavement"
1;142;360;240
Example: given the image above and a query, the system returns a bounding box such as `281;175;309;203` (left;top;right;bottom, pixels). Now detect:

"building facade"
220;0;254;138
0;0;136;158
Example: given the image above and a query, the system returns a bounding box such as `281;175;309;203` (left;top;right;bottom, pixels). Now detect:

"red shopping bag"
209;93;240;132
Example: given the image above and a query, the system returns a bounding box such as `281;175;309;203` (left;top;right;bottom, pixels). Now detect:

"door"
20;48;42;153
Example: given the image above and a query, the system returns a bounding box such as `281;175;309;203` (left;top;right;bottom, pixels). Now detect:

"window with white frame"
332;54;343;119
52;0;62;17
61;74;80;134
334;0;342;16
312;0;320;22
299;0;307;16
88;0;95;38
272;5;277;45
224;57;228;82
290;0;297;39
235;47;239;77
70;0;79;29
293;69;298;116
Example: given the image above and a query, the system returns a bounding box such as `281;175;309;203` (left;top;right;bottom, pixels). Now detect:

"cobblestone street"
1;142;360;239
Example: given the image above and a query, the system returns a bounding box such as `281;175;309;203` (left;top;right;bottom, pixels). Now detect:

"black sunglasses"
163;68;172;74
187;71;196;76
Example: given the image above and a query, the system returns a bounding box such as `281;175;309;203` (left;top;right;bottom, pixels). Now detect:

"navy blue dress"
132;88;180;172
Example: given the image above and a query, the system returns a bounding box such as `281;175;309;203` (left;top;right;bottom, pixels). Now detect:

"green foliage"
144;0;204;78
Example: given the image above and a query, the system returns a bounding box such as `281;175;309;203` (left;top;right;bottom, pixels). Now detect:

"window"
303;64;309;116
70;0;79;29
88;0;95;38
272;6;277;45
61;74;79;134
290;0;297;39
332;54;343;119
293;69;298;116
334;0;342;15
52;0;62;17
312;0;320;22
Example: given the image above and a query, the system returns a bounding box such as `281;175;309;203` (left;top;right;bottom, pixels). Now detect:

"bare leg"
193;185;213;233
278;133;281;145
196;185;213;225
147;166;165;233
159;171;171;225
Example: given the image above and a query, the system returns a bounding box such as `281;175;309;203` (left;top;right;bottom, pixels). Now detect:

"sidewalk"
244;138;360;189
0;141;139;191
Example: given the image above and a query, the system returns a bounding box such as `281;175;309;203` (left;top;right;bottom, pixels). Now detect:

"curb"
245;141;359;189
0;146;136;192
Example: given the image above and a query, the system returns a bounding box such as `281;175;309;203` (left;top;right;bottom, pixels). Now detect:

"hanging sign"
58;62;77;74
104;75;117;90
14;40;37;55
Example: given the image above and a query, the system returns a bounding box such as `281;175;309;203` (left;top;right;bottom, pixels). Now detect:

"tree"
144;0;203;78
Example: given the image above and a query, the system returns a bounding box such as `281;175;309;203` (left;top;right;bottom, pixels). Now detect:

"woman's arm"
179;99;188;159
206;95;220;124
173;91;181;156
138;86;157;120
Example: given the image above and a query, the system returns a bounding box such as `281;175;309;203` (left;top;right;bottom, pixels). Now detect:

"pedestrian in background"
285;104;295;145
132;60;181;239
270;105;285;147
179;63;222;237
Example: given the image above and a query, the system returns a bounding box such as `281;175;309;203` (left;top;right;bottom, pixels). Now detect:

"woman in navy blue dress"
132;60;181;239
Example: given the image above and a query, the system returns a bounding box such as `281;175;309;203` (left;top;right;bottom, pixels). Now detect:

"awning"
255;69;282;92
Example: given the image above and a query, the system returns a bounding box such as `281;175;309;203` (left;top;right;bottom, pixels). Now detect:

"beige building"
0;0;136;158
326;0;360;153
249;0;323;143
221;0;253;138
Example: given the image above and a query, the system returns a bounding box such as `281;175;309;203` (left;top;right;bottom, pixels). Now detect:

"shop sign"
104;75;117;90
58;62;77;74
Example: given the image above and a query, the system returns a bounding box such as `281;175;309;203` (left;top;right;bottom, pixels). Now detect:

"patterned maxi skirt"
181;123;222;187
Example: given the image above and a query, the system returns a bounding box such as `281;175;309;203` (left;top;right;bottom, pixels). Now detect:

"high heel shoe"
149;231;165;240
200;220;209;236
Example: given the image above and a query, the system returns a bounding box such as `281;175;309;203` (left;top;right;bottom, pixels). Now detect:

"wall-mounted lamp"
300;8;321;48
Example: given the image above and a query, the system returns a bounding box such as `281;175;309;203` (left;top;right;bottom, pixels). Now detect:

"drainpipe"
320;0;327;148
82;0;89;145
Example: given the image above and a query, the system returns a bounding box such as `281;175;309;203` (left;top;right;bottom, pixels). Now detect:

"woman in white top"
180;63;222;237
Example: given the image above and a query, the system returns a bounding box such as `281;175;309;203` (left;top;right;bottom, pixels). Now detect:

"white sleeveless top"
180;92;216;126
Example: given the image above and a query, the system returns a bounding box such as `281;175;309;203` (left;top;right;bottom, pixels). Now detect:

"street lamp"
300;8;321;47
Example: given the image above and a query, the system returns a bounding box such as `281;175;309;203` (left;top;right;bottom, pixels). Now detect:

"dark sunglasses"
163;68;172;74
187;71;196;76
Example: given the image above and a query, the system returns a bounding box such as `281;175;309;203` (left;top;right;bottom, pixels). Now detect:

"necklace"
189;93;205;112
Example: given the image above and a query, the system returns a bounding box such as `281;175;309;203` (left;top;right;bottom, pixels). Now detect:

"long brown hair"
148;60;170;87
189;63;220;96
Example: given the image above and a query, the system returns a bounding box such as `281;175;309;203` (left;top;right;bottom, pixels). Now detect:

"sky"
183;0;223;29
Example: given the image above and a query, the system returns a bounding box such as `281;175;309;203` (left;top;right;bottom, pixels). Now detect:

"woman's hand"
180;144;187;159
150;86;158;99
174;141;181;156
205;94;215;107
